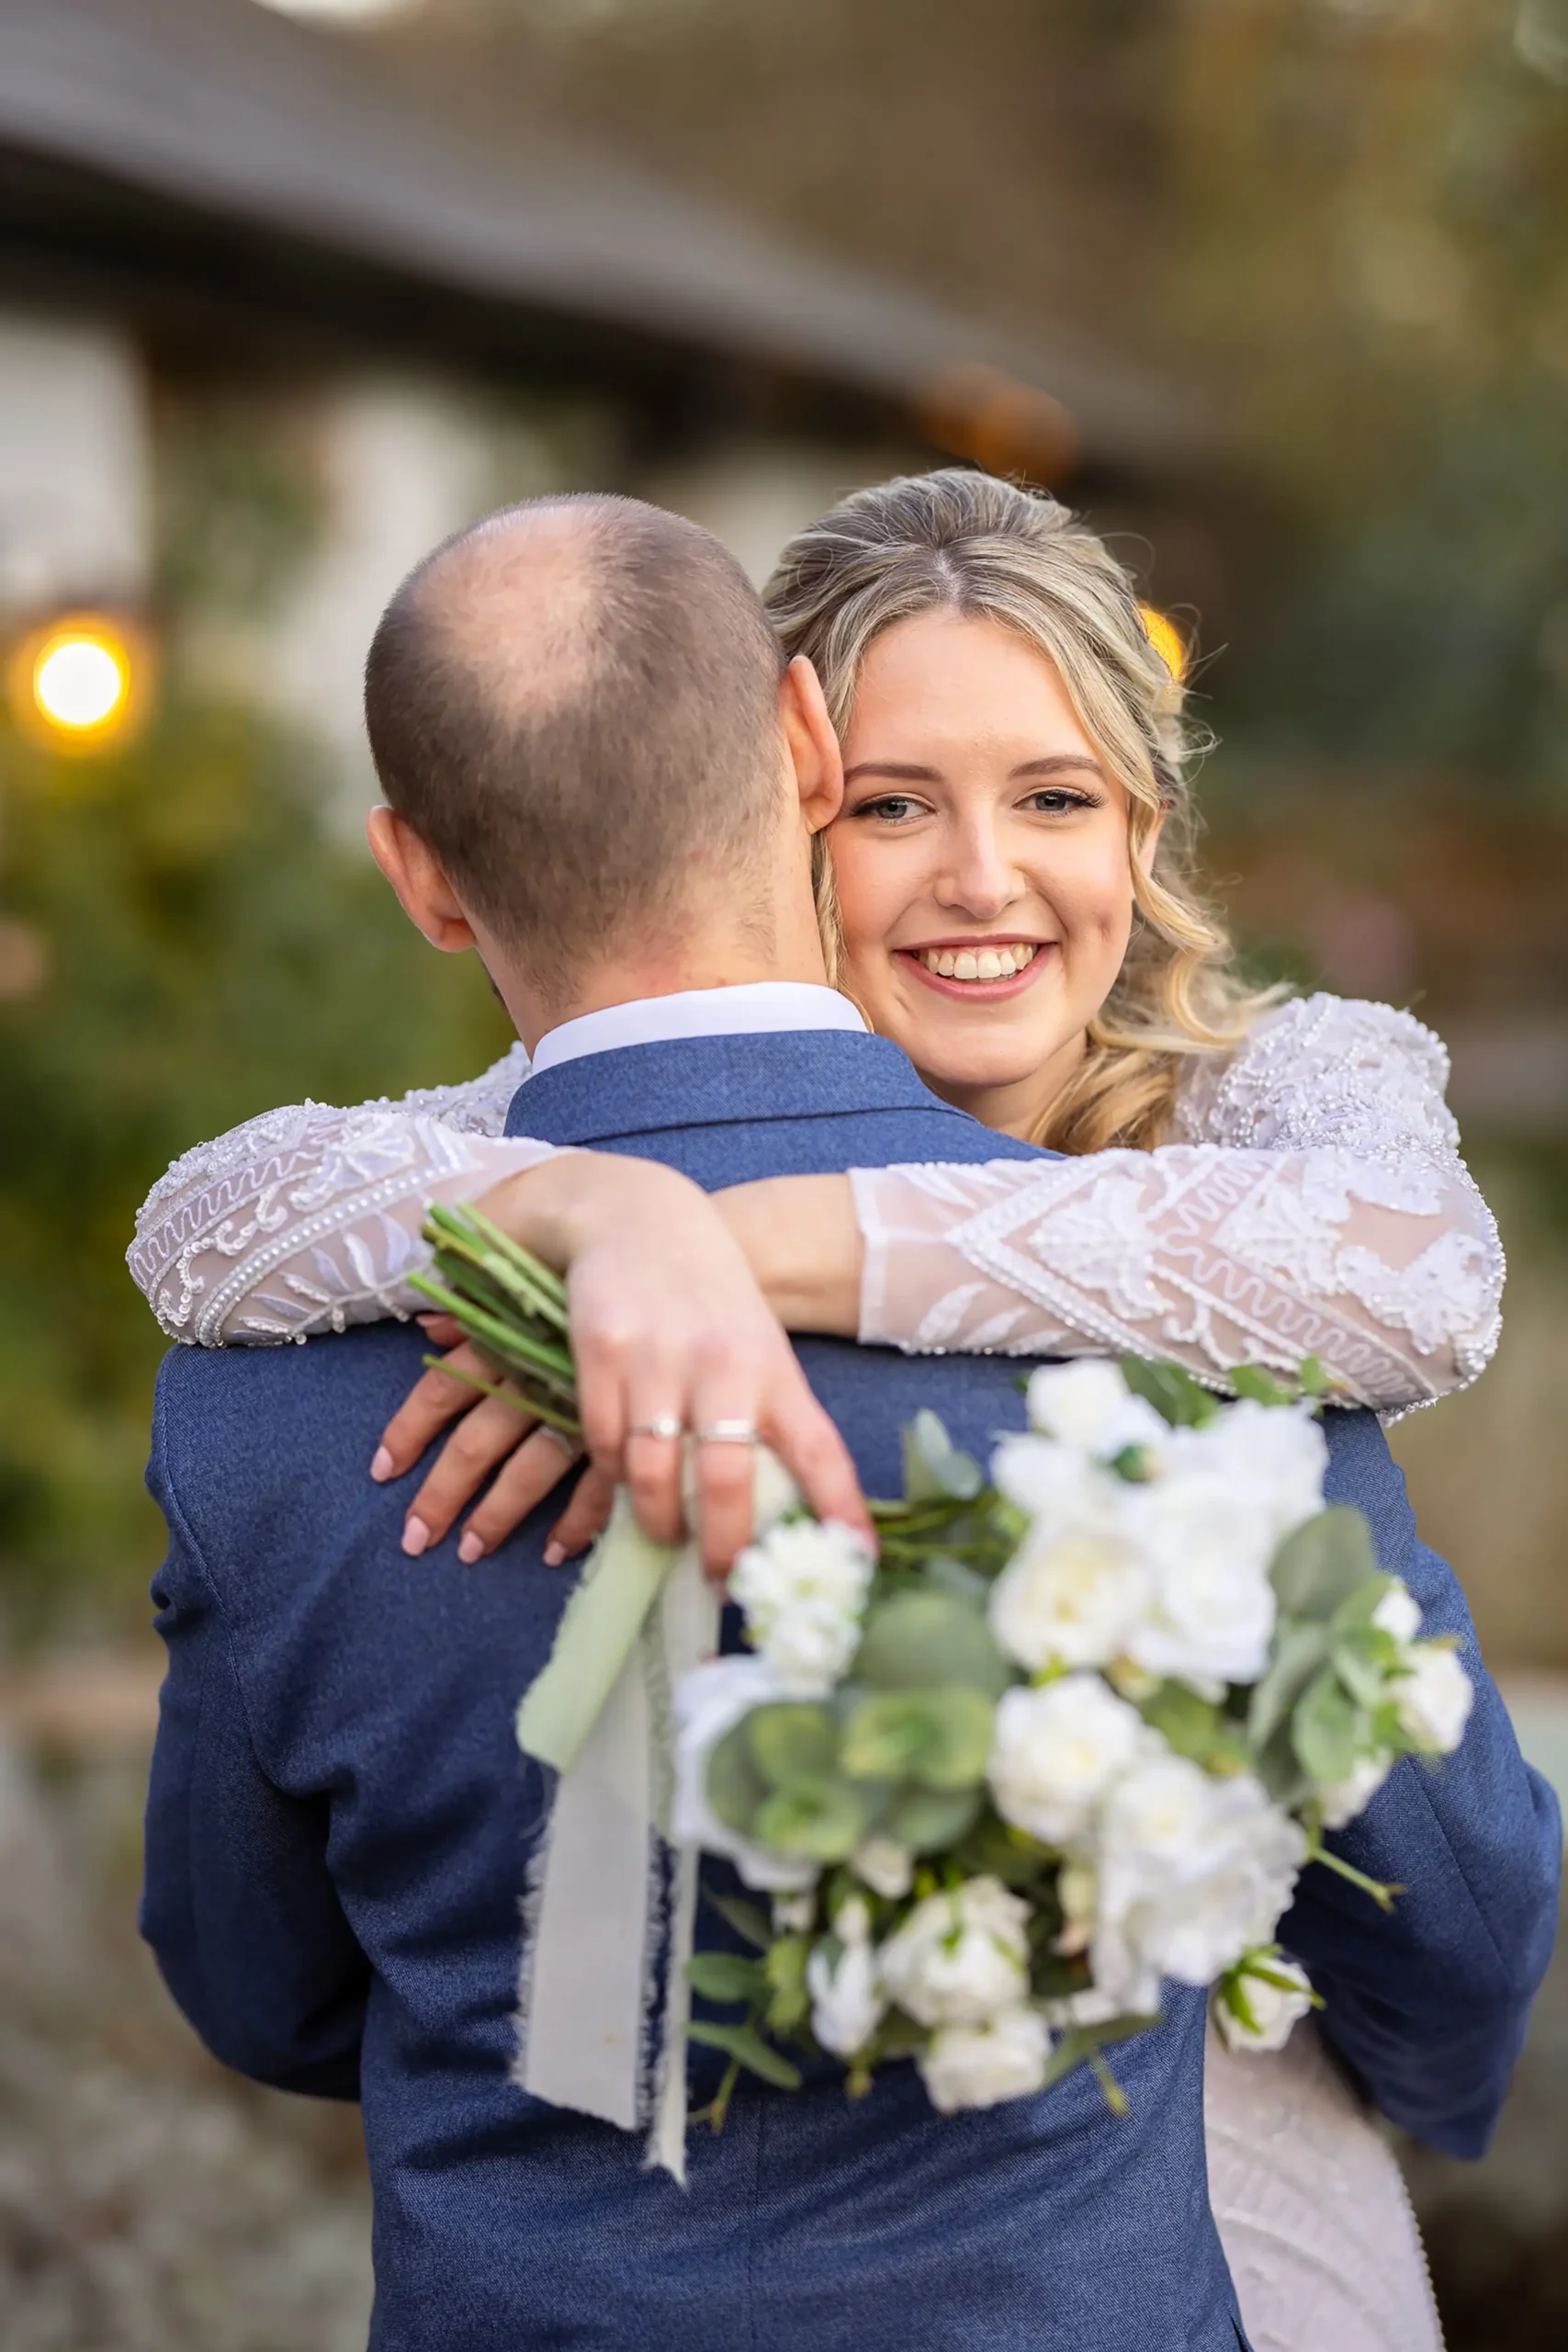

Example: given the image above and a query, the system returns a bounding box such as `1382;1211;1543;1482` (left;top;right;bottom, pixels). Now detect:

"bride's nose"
932;812;1024;923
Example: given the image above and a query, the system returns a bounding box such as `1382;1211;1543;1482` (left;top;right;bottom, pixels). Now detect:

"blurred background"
0;1;1564;2344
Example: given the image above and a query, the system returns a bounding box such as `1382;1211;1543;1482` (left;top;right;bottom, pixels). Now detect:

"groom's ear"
778;656;844;834
366;807;479;954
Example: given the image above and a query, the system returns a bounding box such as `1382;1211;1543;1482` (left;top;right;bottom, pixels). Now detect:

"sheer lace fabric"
129;993;1502;1412
854;994;1501;1413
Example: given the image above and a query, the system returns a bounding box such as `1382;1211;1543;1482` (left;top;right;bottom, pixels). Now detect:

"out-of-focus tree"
0;396;512;1633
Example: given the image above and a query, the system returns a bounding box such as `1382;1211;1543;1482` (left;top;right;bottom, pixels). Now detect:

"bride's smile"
828;607;1148;1139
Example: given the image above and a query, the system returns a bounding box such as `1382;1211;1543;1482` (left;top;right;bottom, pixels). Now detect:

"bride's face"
827;611;1140;1137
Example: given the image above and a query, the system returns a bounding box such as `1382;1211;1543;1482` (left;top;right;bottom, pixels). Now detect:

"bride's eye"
853;794;925;823
1022;787;1097;816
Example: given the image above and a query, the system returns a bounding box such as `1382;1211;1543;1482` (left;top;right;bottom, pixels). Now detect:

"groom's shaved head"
365;495;787;970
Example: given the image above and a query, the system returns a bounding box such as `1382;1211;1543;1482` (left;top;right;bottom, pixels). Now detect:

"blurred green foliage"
0;699;511;1635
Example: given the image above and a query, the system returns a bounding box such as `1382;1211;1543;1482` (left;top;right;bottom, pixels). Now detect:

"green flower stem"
1303;1832;1402;1913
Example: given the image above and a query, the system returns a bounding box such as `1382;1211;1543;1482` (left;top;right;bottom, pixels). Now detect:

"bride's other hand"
372;1156;870;1578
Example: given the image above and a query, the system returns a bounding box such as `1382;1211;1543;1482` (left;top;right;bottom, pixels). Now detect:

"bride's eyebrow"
842;761;943;785
1010;754;1106;782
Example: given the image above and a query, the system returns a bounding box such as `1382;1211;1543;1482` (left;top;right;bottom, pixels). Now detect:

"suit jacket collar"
504;1029;975;1148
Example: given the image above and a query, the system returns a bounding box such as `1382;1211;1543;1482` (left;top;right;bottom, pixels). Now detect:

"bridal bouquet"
414;1208;1474;2146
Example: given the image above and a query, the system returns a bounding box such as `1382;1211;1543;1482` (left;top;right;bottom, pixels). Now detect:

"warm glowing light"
1138;605;1188;684
7;614;148;754
33;632;130;732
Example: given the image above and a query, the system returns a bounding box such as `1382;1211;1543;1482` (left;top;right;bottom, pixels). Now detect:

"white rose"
671;1655;818;1893
807;1936;885;2058
1215;1955;1314;2054
1316;1747;1393;1829
879;1877;1031;2028
1023;1362;1169;1459
729;1517;874;1696
1092;1758;1303;2009
919;2006;1052;2113
1122;1470;1278;1686
1041;1984;1127;2030
991;1430;1100;1522
1170;1401;1327;1544
1372;1581;1422;1644
988;1510;1152;1673
1396;1643;1472;1754
852;1836;914;1900
987;1675;1147;1845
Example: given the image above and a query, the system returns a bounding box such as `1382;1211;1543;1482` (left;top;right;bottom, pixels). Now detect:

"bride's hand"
370;1155;870;1578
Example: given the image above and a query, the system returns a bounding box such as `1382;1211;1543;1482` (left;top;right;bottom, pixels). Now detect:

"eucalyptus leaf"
854;1590;1011;1698
705;1720;770;1836
883;1784;985;1853
840;1686;996;1791
1292;1667;1361;1785
746;1702;840;1791
1329;1574;1399;1635
704;1893;772;1950
1119;1357;1218;1428
763;1936;811;2034
1227;1363;1294;1408
686;2021;803;2090
1247;1622;1331;1752
1333;1624;1399;1711
684;1951;769;2005
753;1776;868;1862
1140;1680;1222;1764
1269;1509;1380;1622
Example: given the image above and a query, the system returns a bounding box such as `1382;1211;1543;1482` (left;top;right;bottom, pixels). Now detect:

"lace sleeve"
127;1045;558;1345
852;995;1503;1414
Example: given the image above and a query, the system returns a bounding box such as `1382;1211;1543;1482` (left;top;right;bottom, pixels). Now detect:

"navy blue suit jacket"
142;1029;1560;2352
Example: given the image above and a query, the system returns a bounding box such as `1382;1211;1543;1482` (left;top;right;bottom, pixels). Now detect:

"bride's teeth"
918;942;1039;979
936;950;956;977
953;950;979;980
976;948;1004;980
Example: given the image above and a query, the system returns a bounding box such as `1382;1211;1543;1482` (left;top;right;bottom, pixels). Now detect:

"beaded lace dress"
129;989;1474;2351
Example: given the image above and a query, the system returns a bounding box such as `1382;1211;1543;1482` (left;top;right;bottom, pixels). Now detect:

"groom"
142;494;1559;2352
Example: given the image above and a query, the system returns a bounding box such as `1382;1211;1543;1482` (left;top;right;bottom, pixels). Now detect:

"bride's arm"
127;1046;553;1345
823;995;1502;1414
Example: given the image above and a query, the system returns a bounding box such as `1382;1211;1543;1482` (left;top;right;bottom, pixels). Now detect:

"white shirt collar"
528;981;867;1078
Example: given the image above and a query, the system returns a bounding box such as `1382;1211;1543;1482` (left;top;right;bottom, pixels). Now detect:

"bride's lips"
896;940;1054;1005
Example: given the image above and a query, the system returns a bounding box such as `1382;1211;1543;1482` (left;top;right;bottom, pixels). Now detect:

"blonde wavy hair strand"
762;468;1279;1154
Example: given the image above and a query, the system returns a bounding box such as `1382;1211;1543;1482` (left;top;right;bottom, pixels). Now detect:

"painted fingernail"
457;1530;485;1565
543;1540;566;1567
370;1446;395;1482
402;1517;431;1558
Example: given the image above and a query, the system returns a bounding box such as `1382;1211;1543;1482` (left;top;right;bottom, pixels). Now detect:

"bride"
130;469;1485;2350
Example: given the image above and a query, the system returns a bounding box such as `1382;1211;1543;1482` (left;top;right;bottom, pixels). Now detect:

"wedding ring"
694;1419;758;1446
627;1413;682;1443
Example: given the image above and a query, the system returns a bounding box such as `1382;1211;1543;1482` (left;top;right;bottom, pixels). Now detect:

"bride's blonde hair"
762;467;1279;1154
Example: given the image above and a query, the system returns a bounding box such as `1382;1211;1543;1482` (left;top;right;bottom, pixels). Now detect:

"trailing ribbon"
513;1456;794;2181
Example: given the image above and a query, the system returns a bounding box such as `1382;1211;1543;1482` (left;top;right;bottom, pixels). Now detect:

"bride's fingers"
620;1341;692;1548
374;1342;502;1483
541;1464;616;1566
398;1392;540;1555
414;1313;465;1349
455;1426;583;1563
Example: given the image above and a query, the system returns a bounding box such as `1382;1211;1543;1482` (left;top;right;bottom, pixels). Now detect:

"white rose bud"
1023;1362;1168;1459
1316;1747;1393;1830
879;1877;1032;2029
1215;1956;1314;2054
729;1517;874;1697
807;1937;885;2059
987;1675;1147;1845
1396;1643;1473;1755
919;2007;1052;2113
773;1893;817;1935
852;1837;914;1901
1372;1581;1422;1644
